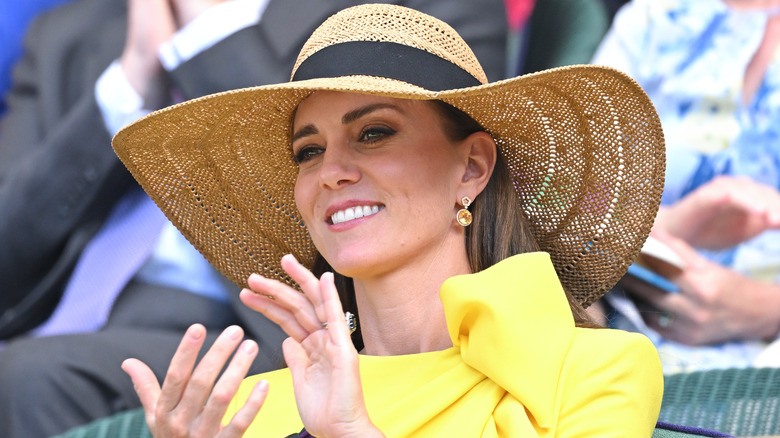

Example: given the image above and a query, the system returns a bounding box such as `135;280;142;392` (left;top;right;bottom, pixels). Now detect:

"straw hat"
112;3;665;306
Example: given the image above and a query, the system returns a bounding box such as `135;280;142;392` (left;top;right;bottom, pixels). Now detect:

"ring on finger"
658;312;673;328
320;313;357;334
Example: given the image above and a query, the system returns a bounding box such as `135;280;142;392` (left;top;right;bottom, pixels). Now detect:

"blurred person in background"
592;0;780;373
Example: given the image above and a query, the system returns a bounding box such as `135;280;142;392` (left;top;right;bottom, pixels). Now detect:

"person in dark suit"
0;0;508;436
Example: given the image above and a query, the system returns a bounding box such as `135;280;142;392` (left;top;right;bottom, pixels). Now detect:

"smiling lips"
330;205;383;225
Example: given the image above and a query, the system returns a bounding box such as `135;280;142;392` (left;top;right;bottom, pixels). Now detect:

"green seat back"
660;367;780;436
52;408;150;438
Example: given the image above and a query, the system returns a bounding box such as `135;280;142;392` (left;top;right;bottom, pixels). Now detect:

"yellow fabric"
225;252;663;437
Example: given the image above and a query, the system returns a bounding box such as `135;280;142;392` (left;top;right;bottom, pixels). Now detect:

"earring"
456;196;472;226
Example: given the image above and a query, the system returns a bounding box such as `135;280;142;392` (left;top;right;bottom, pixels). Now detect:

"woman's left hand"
241;254;383;438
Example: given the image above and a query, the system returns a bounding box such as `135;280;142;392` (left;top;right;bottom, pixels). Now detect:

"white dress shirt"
94;0;270;302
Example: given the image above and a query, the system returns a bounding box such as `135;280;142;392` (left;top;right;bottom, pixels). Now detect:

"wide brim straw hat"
112;3;665;306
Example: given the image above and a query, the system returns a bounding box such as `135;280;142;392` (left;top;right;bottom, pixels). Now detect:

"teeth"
331;205;381;225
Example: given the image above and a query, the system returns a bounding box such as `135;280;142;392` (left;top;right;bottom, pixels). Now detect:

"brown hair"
312;100;597;348
431;100;597;328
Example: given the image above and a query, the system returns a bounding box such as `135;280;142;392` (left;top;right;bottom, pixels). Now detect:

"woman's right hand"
122;324;269;437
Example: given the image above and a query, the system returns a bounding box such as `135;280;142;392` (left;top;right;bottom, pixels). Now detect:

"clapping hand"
121;324;269;438
240;254;382;438
169;0;230;27
120;0;229;105
123;254;383;437
121;0;176;104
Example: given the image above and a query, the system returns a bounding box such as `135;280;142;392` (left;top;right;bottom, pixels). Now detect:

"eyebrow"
291;125;318;143
342;103;400;124
291;103;402;143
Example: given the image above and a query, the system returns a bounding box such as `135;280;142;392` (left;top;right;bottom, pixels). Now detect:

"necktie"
34;187;166;336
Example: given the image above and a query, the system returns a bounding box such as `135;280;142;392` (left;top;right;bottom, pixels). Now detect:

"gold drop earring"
456;196;472;226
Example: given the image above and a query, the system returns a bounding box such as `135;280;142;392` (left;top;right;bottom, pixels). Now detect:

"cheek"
293;175;316;226
408;153;460;195
399;162;459;218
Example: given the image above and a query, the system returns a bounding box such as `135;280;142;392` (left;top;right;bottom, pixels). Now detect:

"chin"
322;249;387;279
326;257;374;279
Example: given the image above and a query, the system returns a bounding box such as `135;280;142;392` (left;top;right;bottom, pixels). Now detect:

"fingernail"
226;325;242;340
282;253;298;263
254;380;269;394
242;340;258;355
188;324;204;340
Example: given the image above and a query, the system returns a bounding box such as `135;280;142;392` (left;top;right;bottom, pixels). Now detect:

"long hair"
311;100;597;349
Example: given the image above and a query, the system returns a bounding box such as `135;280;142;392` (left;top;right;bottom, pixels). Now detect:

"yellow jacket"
225;252;663;437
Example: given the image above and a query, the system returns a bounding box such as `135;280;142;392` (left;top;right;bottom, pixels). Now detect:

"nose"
318;143;360;189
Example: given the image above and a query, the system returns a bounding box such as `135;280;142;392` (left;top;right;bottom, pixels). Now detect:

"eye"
293;145;324;163
359;126;396;143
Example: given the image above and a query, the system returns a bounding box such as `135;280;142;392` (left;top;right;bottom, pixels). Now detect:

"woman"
593;0;780;372
114;4;665;436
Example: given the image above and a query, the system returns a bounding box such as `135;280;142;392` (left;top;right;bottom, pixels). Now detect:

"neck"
352;236;471;356
743;14;780;106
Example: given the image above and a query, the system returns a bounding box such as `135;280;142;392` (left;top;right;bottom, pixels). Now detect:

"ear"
459;131;497;199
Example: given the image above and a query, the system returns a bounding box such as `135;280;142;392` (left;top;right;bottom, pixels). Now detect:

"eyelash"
293;146;322;163
359;126;396;143
292;126;397;164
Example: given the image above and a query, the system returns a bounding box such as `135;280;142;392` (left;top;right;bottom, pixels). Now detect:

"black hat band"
292;41;482;92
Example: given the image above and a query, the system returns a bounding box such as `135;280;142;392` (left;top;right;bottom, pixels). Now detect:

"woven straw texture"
292;4;487;84
660;367;780;436
112;4;665;305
